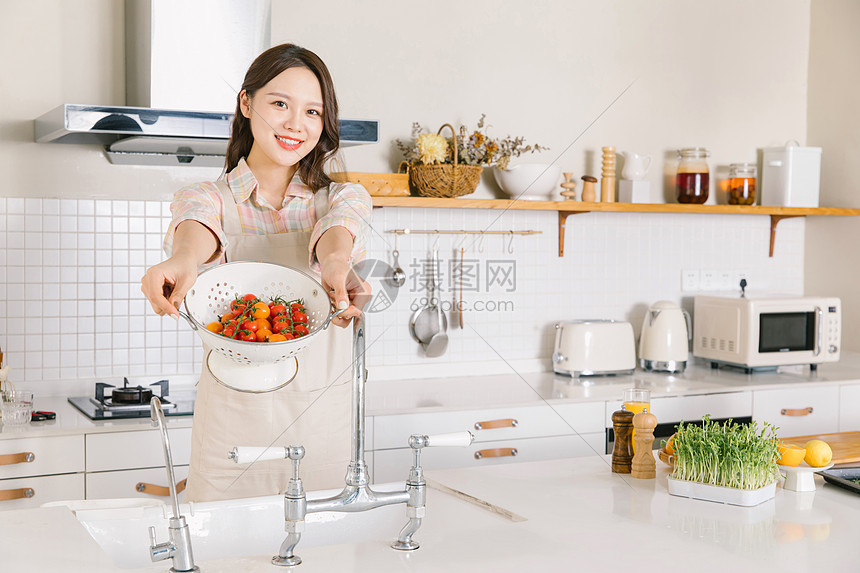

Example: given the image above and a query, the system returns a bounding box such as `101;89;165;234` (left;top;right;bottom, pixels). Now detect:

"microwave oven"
693;295;841;371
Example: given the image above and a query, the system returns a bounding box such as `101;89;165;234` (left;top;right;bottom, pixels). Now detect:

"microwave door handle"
815;306;823;356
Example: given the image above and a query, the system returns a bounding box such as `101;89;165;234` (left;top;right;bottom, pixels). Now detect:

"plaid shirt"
164;158;371;272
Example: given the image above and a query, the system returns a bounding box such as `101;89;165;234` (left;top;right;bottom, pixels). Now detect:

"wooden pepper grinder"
611;408;634;473
631;410;658;479
601;146;616;202
560;172;578;200
580;176;597;202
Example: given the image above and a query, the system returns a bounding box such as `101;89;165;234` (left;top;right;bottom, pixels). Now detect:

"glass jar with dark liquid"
676;147;710;204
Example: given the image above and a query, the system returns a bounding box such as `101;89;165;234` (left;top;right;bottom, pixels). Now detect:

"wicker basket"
408;123;482;198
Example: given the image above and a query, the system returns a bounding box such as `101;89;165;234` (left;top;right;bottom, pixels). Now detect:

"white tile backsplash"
0;198;805;387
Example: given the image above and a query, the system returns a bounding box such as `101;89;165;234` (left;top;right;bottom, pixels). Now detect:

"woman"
141;44;371;502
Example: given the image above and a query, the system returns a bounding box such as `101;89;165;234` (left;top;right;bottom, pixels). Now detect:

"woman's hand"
320;255;371;328
141;253;199;318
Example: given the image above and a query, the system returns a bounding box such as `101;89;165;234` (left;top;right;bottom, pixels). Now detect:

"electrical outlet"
681;270;700;292
718;271;733;291
700;270;717;291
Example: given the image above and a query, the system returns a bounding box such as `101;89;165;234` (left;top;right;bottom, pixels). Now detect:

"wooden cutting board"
781;431;860;465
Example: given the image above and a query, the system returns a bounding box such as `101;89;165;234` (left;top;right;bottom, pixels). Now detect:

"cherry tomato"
281;332;295;340
270;303;287;317
241;320;259;333
252;302;270;319
272;318;290;333
231;299;247;313
291;310;307;324
206;321;223;333
238;330;257;342
267;333;287;342
222;323;237;338
290;302;304;311
242;293;259;304
220;311;237;325
292;324;309;337
253;318;272;332
256;328;273;342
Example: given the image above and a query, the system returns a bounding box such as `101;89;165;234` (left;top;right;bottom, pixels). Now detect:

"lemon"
803;440;833;467
776;443;806;467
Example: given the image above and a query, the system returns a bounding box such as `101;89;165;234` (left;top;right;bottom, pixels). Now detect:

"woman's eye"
307;109;322;117
274;101;286;108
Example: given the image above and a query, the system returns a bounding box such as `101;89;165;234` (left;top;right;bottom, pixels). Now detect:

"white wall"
0;1;813;387
806;0;860;351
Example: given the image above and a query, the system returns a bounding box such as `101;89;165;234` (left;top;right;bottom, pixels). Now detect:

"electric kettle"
639;301;691;373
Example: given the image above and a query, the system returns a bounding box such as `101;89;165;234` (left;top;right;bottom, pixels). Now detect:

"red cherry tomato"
270;303;287;316
242;293;259;303
241;320;259;333
238;330;257;342
222;323;237;338
292;324;309;337
291;310;308;324
272;318;290;334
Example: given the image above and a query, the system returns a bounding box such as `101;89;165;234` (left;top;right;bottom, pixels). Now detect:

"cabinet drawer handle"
474;448;518;459
136;478;187;497
474;418;518;431
0;487;35;501
0;452;35;466
781;407;813;416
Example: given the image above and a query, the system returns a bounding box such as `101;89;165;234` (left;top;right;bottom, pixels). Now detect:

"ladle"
388;248;406;288
421;249;448;357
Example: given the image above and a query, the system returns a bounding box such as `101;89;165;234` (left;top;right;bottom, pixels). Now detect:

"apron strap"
215;179;242;237
313;186;330;221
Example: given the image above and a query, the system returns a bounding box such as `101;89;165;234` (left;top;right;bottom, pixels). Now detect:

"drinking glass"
1;391;34;426
623;388;651;453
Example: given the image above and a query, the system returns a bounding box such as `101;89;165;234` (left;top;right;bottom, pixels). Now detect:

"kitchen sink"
64;483;410;569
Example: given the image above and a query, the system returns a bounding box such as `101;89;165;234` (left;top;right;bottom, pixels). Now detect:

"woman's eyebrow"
266;91;323;108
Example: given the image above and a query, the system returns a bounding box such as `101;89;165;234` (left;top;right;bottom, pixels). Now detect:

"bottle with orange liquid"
623;388;651;453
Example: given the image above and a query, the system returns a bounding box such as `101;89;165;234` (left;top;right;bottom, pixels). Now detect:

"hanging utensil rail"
386;229;542;236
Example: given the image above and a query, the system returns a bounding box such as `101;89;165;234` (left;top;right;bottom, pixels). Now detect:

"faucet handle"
227;446;288;464
410;431;474;449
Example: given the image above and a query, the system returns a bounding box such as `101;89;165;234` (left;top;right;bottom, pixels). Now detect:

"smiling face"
240;66;324;176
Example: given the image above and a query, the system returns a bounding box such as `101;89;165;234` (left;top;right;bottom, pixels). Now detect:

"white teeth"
276;135;301;145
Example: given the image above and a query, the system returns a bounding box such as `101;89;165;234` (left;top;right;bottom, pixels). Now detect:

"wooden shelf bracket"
769;214;803;257
558;210;590;256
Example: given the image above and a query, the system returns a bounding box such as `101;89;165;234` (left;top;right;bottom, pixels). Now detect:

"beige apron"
184;179;353;502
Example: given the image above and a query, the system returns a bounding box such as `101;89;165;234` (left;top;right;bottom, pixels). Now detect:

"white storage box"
760;144;821;207
667;476;776;507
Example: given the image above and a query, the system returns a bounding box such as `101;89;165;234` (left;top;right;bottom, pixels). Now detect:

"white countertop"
5;354;860;440
2;455;858;572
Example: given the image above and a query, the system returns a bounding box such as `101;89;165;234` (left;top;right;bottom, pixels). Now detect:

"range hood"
34;0;378;167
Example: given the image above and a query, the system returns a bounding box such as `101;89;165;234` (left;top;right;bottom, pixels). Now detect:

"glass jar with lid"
676;147;710;204
728;163;756;205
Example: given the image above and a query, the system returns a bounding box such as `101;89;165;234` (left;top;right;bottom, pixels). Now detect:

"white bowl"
493;163;562;200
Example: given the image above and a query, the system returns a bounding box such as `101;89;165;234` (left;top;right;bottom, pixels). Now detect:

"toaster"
552;320;636;377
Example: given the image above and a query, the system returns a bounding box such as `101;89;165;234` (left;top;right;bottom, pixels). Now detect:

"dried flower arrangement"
396;115;548;171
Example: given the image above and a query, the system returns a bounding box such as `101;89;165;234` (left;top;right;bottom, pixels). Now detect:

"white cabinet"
605;392;753;427
752;386;840;437
86;428;192;472
839;383;860;431
0;435;85;510
86;466;189;501
370;402;605;483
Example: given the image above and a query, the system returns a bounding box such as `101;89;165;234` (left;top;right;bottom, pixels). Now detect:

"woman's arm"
316;226;371;328
141;220;220;318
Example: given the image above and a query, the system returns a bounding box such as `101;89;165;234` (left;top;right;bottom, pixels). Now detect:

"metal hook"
507;231;515;254
432;231;440;251
478;231;485;253
455;232;468;250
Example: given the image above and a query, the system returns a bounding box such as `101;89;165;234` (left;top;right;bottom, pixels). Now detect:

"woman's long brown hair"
225;44;339;191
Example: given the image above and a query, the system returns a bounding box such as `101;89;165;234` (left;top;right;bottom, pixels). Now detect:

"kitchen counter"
365;354;860;415
2;455;857;572
5;354;860;440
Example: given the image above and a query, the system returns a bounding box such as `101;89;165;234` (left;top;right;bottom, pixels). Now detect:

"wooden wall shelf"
370;197;860;257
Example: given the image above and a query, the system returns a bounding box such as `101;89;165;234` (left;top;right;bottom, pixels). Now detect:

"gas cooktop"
68;379;195;420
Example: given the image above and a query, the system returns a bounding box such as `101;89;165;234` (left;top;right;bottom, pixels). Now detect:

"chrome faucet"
228;312;473;566
149;396;199;572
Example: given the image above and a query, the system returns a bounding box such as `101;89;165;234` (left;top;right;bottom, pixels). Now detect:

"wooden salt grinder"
581;176;597;202
611;409;634;473
600;146;616;202
560;172;578;200
631;410;658;479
